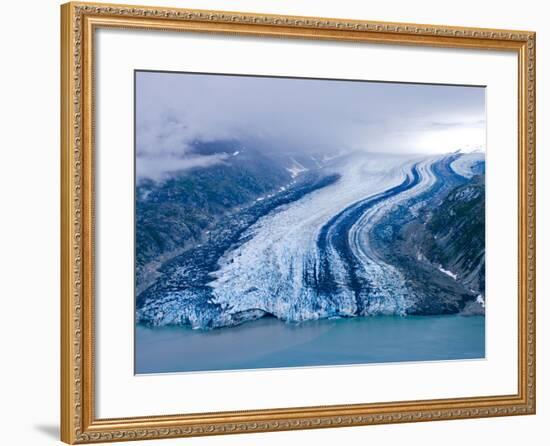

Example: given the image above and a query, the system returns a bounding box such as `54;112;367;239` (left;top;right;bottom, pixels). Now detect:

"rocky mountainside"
423;175;485;295
136;141;291;290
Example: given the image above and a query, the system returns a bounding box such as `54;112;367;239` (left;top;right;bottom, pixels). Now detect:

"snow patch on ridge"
286;158;309;178
439;265;458;280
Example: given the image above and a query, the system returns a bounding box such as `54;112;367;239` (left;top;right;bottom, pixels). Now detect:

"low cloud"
136;112;231;181
136;153;229;182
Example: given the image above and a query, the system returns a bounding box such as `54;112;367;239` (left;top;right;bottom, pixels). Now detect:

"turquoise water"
135;315;485;374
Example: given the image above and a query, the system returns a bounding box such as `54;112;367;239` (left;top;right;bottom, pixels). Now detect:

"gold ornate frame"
60;1;536;444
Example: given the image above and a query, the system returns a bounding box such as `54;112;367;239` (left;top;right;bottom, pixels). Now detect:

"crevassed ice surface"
208;153;432;321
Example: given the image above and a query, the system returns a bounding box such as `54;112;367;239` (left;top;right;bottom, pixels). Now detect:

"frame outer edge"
60;2;536;443
526;32;536;414
61;2;79;444
518;31;536;413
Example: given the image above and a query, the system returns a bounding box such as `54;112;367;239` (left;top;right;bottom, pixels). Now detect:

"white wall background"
0;0;547;445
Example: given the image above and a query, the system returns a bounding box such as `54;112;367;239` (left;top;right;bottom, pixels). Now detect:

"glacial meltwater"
135;315;485;374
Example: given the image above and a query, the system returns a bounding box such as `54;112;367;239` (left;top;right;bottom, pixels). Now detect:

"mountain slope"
136;142;293;290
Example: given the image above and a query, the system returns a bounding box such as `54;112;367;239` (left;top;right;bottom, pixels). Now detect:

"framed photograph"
60;2;536;443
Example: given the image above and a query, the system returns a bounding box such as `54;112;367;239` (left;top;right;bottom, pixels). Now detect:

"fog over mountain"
136;71;485;181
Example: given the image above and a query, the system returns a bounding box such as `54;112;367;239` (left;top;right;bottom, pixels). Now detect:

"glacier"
137;151;485;329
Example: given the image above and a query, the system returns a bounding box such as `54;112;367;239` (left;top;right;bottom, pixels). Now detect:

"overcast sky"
136;70;486;180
